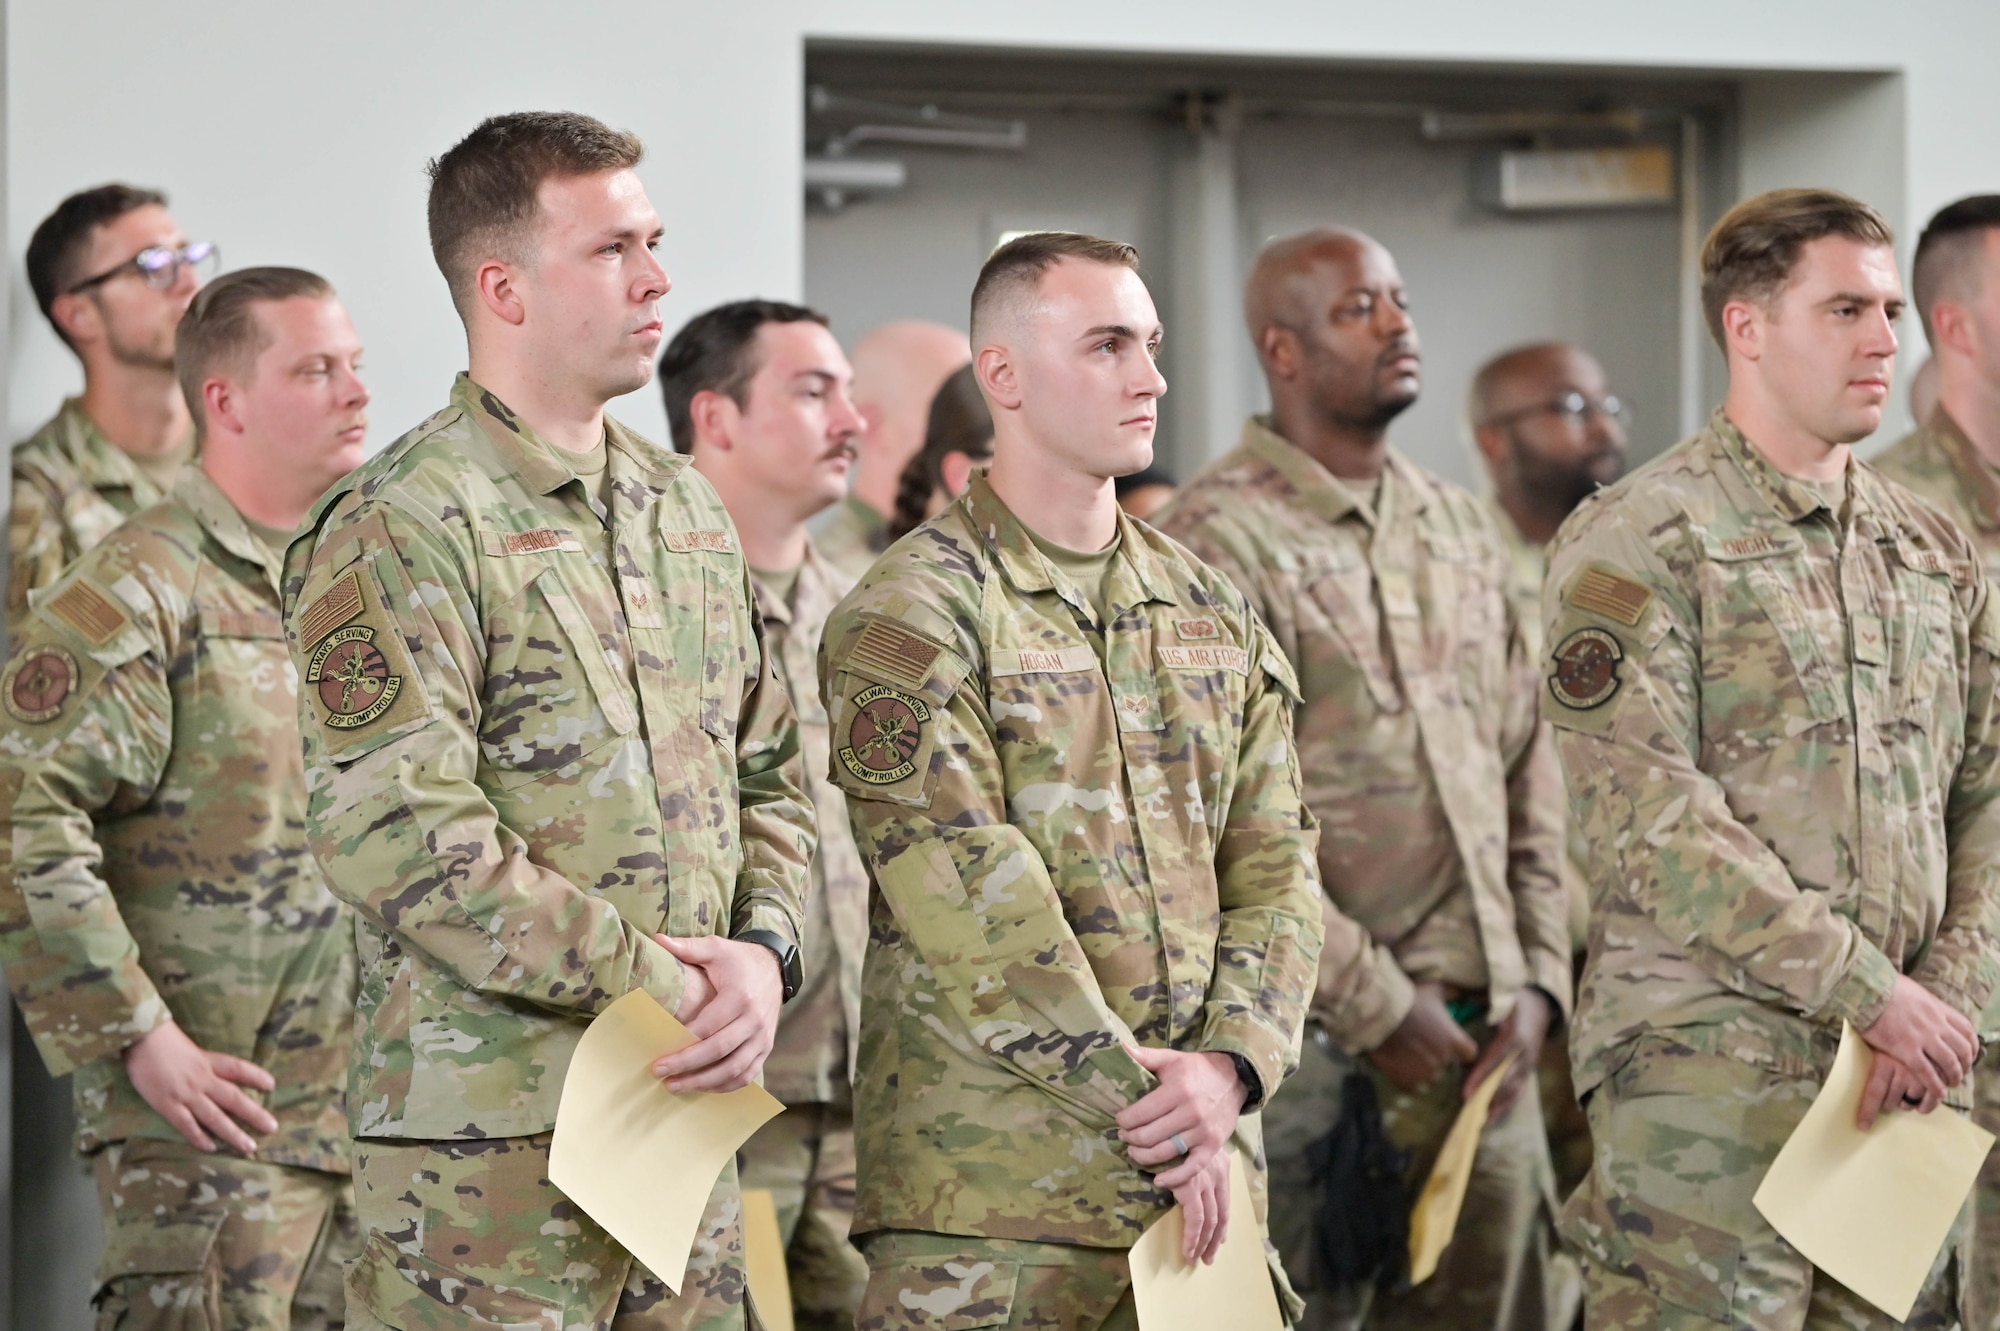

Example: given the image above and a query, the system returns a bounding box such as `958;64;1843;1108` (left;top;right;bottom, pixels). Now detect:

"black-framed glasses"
68;241;218;295
1486;391;1630;430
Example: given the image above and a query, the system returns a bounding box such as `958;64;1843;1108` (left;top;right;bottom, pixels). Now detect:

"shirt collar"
171;466;282;592
453;373;679;508
1711;409;1859;525
1239;415;1430;527
961;472;1178;609
1923;406;2000;530
52;397;187;494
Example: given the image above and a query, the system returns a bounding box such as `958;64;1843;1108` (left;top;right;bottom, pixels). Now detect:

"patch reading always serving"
298;571;364;648
1548;627;1624;710
47;582;128;645
1566;566;1653;627
3;646;78;724
838;683;932;786
849;620;942;691
306;625;403;729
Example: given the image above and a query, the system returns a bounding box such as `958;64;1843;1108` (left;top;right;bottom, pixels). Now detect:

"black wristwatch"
737;929;802;1003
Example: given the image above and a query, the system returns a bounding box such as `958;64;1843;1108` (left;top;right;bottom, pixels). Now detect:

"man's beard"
1513;435;1620;520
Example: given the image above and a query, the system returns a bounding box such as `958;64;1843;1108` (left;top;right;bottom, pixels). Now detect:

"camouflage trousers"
88;1135;357;1330
1264;1022;1564;1331
1564;1035;1963;1330
343;1133;752;1331
1964;1057;2000;1331
738;1101;868;1330
855;1231;1137;1331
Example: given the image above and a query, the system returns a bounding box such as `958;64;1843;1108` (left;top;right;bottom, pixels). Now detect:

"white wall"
12;1;2000;453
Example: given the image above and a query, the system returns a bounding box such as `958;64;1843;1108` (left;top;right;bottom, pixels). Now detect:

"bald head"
1469;342;1598;426
1245;227;1420;443
846;320;972;512
1245;227;1382;342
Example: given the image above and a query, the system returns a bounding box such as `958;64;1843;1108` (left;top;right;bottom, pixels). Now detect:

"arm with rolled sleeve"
291;504;700;1019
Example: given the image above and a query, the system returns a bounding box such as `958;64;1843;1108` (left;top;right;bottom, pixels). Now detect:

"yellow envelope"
742;1187;795;1331
1752;1021;1994;1321
550;990;784;1293
1408;1052;1517;1284
1129;1147;1284;1331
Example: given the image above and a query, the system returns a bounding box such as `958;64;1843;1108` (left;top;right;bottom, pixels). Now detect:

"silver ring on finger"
1171;1132;1190;1157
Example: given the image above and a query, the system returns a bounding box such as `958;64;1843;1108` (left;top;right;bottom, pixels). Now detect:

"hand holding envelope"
1753;1021;1993;1321
550;991;785;1293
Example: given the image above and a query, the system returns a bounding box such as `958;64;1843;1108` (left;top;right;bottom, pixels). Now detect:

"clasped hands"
1116;1044;1249;1267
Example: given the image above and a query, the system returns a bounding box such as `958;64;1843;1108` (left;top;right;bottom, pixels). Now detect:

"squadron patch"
3;646;78;724
306;626;403;729
838;683;931;785
1548;627;1624;710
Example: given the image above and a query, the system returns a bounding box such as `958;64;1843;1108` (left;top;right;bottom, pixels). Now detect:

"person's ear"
202;375;246;439
688;389;739;451
49;291;102;350
1721;298;1765;364
976;345;1021;411
939;448;980;497
1258;324;1301;380
474;259;526;328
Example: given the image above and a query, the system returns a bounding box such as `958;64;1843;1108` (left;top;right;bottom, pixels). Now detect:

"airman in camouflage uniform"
0;468;359;1328
287;373;814;1329
1871;191;2000;1331
1161;231;1573;1331
1548;191;2000;1330
12;184;208;625
662;298;875;1329
822;233;1323;1331
1467;341;1632;1240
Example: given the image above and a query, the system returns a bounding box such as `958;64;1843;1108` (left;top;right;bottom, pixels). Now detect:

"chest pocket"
1700;529;1846;726
1885;536;1963;733
480;563;638;788
194;597;292;718
1422;529;1505;708
1293;546;1403;715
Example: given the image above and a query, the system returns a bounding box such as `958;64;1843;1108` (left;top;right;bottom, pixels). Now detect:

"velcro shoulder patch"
294;557;435;760
2;644;80;725
1564;563;1654;627
846;618;944;692
47;580;129;646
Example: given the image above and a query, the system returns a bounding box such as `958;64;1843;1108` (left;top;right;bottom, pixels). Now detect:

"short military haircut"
425;111;644;318
1911;195;2000;346
969;231;1140;347
175;266;336;434
1699;188;1895;350
25;183;169;349
655;300;830;451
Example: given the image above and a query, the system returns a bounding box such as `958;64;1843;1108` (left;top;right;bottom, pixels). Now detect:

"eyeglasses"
68;241;218;295
1485;391;1630;430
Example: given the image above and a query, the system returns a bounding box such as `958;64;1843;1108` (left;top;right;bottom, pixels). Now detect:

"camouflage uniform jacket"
1491;498;1552;661
1544;411;2000;1101
0;467;354;1170
753;541;866;1105
819;473;1324;1248
812;495;888;582
1875;408;2000;582
1158;419;1572;1055
10;398;187;625
281;375;815;1141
